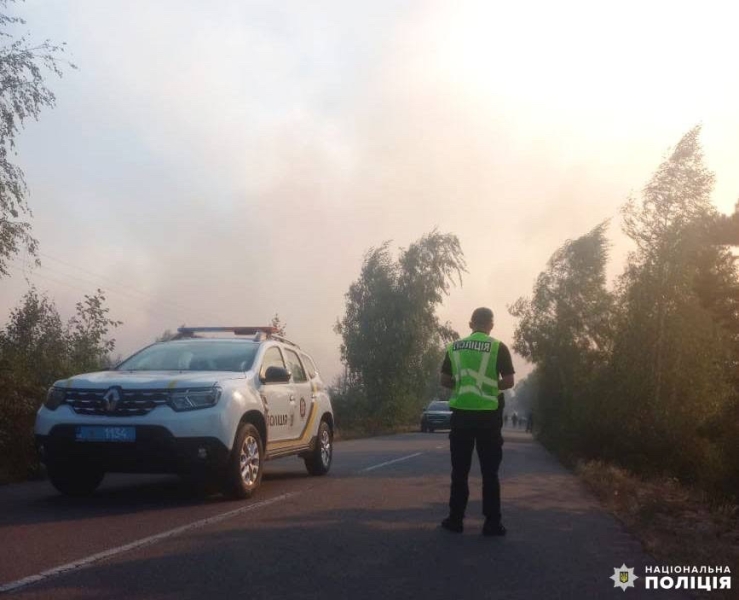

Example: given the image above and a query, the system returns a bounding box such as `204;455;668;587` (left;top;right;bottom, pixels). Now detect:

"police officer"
440;307;515;536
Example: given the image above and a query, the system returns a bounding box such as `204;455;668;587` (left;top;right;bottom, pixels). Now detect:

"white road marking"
361;452;423;472
0;492;297;595
435;445;444;449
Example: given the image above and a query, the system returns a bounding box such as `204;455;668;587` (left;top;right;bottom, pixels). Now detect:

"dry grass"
578;460;738;598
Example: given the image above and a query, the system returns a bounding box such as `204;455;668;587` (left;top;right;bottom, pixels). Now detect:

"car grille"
63;389;170;417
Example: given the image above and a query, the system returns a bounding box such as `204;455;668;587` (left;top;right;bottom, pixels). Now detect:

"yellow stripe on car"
267;403;319;451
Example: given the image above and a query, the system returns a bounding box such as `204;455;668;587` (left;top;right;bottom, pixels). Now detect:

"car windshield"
116;341;259;372
427;401;449;411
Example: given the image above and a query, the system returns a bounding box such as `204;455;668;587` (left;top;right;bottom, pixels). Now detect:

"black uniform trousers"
448;410;503;523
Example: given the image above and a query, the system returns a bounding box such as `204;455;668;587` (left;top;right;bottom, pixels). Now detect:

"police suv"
34;327;334;498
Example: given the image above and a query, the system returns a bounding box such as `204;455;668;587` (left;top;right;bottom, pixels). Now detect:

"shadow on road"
0;468;316;528
2;434;691;600
8;493;687;600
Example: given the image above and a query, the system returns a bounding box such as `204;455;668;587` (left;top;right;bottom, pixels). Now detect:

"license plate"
75;426;136;443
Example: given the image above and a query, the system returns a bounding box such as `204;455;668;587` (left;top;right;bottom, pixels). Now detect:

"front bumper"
36;425;230;475
35;403;239;448
422;415;452;429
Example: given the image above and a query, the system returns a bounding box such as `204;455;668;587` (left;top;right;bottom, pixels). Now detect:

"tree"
612;128;739;488
335;231;465;428
0;287;120;482
619;126;717;414
156;328;178;342
509;221;613;365
0;0;73;277
508;222;614;450
270;313;286;336
710;199;739;246
509;126;739;496
67;290;121;373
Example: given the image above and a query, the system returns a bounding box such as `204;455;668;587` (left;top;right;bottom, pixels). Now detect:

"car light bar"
175;326;300;346
177;326;278;336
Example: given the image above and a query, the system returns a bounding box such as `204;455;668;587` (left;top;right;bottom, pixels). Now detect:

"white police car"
35;327;334;497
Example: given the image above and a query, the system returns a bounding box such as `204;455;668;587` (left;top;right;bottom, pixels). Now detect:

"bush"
0;288;119;483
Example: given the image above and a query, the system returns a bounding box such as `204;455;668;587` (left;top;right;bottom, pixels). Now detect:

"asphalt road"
0;431;690;599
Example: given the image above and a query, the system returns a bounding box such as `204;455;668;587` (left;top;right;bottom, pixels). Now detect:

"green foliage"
335;230;465;429
611;127;737;488
510;221;614;365
270;313;287;336
156;329;177;342
509;222;614;452
510;126;739;498
0;288;120;482
0;0;74;277
710;199;739;246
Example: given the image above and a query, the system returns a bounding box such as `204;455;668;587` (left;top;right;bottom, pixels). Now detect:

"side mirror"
262;366;291;384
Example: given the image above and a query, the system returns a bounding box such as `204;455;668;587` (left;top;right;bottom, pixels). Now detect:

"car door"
282;348;312;441
257;346;294;443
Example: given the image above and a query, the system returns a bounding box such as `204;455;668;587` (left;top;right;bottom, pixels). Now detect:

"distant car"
35;326;334;498
420;400;452;432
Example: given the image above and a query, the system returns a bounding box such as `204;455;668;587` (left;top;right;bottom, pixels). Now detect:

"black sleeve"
441;353;452;375
496;343;515;376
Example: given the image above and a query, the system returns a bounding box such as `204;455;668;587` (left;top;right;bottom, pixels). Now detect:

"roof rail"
269;334;301;349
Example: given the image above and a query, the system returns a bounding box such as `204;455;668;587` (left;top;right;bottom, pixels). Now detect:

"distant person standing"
511;412;518;429
439;307;515;536
526;411;534;433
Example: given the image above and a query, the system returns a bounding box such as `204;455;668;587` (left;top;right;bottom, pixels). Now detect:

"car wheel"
224;422;263;499
421;423;427;433
47;461;104;496
429;427;435;433
305;420;332;476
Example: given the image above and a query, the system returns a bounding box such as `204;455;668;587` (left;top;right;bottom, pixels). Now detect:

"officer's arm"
440;353;454;389
499;374;515;391
497;344;515;391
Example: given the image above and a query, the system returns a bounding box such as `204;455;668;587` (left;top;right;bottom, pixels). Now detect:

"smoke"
3;0;739;381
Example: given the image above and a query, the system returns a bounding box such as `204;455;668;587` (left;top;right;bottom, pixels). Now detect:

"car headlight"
168;387;221;411
44;387;66;410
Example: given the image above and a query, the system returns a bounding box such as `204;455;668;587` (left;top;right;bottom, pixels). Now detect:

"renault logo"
103;387;121;413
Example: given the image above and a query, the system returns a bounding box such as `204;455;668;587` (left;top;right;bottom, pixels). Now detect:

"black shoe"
482;520;506;537
441;517;464;533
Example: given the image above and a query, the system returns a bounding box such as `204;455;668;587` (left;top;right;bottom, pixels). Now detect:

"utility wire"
7;256;219;324
5;263;194;325
37;251;221;321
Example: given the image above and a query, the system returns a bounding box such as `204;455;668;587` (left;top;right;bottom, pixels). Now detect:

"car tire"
305;420;332;476
224;422;263;499
429;427;435;433
47;461;104;496
421;423;428;433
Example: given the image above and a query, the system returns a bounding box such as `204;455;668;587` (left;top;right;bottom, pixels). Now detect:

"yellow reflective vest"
447;332;500;411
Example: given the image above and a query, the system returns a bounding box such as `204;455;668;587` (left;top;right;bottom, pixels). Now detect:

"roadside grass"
577;460;738;598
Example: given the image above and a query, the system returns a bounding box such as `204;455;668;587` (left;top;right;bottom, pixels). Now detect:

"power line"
4;263;193;325
7;256;220;324
37;251;220;321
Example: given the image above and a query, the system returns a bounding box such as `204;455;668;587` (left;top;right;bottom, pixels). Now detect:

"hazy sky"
2;0;738;383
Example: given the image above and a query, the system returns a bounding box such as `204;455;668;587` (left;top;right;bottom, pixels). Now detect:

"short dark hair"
470;307;494;325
